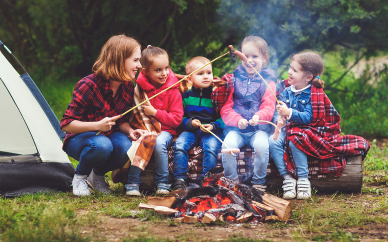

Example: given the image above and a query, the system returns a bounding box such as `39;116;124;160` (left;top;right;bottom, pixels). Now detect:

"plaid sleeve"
60;79;95;128
211;73;234;113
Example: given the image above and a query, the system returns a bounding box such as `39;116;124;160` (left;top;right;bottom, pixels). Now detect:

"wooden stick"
198;123;238;156
96;51;230;135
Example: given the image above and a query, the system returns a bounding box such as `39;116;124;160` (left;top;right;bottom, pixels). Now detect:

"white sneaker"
87;170;111;194
72;175;91;196
252;184;267;192
282;178;297;199
125;184;141;196
297;178;311;199
156;183;171;195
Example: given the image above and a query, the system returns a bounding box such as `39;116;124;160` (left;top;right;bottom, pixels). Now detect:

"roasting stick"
198;123;240;156
228;45;282;140
96;51;231;135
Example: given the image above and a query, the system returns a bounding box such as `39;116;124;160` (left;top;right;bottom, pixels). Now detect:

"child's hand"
238;119;249;129
191;119;201;129
142;102;157;117
128;129;148;141
276;101;291;117
200;124;213;132
249;115;260;126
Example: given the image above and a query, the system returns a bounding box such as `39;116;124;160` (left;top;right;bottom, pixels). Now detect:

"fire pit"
138;167;291;224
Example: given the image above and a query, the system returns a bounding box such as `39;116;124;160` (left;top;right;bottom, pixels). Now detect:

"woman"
61;35;145;196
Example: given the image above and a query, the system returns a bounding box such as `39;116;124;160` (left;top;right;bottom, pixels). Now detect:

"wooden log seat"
138;146;363;194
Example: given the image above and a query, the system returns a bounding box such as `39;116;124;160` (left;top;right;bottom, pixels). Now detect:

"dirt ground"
77;191;388;242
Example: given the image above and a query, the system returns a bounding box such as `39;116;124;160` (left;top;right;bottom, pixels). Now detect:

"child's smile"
144;54;170;88
241;42;268;77
288;61;310;90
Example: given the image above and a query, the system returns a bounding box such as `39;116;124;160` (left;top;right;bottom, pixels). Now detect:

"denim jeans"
222;130;269;185
127;131;173;184
173;129;223;180
268;129;309;178
64;131;132;176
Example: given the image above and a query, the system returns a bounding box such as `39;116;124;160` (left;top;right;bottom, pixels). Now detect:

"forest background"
1;0;388;138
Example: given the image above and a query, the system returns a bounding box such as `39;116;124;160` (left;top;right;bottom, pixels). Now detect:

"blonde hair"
291;51;325;88
185;56;211;75
240;36;269;61
92;34;140;82
140;46;168;71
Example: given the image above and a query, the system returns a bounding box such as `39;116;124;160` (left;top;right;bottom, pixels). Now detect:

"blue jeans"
222;130;269;185
173;130;223;180
127;131;173;184
269;130;309;178
64;131;132;176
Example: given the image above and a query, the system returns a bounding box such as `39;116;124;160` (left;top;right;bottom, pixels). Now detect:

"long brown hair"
291;51;325;88
92;34;140;82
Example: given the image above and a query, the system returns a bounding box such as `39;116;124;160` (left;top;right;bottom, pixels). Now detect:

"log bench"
137;146;363;194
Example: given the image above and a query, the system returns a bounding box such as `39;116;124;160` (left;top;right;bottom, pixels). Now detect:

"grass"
1;142;387;241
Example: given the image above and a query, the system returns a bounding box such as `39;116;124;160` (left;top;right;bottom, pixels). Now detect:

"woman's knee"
86;136;113;158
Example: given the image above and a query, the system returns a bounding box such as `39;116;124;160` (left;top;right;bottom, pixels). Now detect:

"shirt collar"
290;84;311;94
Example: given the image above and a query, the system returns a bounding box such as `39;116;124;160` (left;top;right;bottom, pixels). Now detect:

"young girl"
220;36;277;192
125;46;183;196
61;35;145;196
269;51;370;199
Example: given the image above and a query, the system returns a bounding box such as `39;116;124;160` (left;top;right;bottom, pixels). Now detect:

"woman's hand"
128;129;148;141
277;101;291;117
191;119;201;129
142;102;157;116
249;115;260;126
238;119;249;129
97;115;121;132
200;124;213;132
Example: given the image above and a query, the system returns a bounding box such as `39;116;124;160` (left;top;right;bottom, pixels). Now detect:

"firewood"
147;196;176;208
261;193;291;221
174;217;184;223
183;215;198;223
202;213;216;224
236;212;253;223
154;206;178;215
251;201;276;215
138;203;156;210
265;215;279;221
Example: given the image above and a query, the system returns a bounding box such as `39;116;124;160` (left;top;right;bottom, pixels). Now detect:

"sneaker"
72;175;91;196
297;178;311;200
282;178;297;199
87;170;112;194
156;183;171;195
172;179;186;191
252;184;267;192
125;184;141;196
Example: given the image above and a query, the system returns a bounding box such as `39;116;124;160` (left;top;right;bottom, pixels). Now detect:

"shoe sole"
126;191;141;196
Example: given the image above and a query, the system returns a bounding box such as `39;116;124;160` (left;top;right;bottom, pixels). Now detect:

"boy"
172;57;224;190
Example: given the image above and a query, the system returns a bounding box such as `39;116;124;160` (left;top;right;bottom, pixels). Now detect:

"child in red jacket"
126;46;183;196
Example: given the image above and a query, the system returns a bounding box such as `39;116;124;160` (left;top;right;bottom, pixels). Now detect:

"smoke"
215;0;343;74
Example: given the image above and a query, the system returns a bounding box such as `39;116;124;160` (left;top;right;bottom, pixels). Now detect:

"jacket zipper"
199;90;202;106
248;78;251;85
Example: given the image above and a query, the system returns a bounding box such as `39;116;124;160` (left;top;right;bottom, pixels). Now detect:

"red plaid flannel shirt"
211;73;234;113
284;83;370;177
60;74;134;148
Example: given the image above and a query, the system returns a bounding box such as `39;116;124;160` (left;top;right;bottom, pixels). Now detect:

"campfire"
138;167;291;224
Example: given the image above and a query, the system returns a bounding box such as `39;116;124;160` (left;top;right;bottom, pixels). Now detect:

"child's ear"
142;68;147;74
263;54;269;63
305;74;314;82
187;76;193;85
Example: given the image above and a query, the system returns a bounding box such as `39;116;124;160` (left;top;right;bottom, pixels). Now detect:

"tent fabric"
0;49;74;196
20;73;66;140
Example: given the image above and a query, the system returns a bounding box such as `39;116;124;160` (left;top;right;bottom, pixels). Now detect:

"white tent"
0;47;74;197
